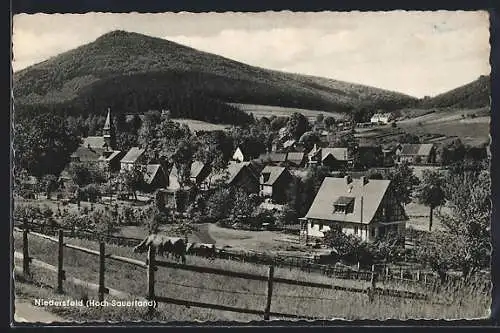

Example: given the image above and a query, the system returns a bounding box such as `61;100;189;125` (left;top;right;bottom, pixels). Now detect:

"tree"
14;113;81;177
416;170;446;231
206;187;233;220
41;174;59;199
172;138;196;188
323;228;375;267
416;168;490;281
315;113;324;125
388;162;420;205
118;165;145;201
324;116;336;129
67;163;106;187
298;131;321;152
286;112;310;140
231;189;257;221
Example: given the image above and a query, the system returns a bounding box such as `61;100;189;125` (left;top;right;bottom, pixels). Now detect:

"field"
172;118;231;132
231;103;348;122
13;230;490;321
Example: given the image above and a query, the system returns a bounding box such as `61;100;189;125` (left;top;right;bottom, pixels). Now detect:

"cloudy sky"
12;11;490;98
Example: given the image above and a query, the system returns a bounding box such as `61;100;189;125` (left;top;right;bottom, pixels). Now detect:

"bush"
80;184;101;202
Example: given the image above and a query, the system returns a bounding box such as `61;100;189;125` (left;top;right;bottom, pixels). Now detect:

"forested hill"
418;75;490;109
13;30;417;123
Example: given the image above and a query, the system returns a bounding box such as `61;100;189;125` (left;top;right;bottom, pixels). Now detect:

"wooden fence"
14;221;442;287
14;226;438;321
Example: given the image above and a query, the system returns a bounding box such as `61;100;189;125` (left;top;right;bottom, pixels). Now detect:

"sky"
12;11;490;98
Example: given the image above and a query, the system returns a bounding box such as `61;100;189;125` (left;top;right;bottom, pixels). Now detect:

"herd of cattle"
133;235;216;264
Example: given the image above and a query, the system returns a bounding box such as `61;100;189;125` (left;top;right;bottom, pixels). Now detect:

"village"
14;106;491;272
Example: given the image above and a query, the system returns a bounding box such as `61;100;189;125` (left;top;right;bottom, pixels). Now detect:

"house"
120;147;147;171
143;164;168;192
71;108;121;169
232;146;247;162
282;139;297;151
301;176;408;242
255;152;288;166
395;144;436;165
286;152;307;167
209;162;259;194
307;144;322;166
357;144;384;169
320;147;354;170
259;166;293;204
168;161;211;191
370;112;394;124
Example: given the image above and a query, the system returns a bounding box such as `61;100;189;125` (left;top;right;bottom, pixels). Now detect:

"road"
13;298;68;324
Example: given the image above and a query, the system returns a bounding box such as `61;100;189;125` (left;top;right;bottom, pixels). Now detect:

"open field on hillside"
231;103;348;122
13;230;489;321
172;118;231;132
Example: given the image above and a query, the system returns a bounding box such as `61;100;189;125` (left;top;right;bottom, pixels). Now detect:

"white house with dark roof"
301;176;408;242
370;112;394;124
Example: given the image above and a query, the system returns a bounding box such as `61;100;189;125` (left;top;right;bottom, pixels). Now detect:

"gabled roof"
257;152;288;163
98;150;122;162
143;164;163;184
104;109;111;130
121;147;146;164
71;146;104;162
211;162;257;186
260;166;288;185
82;136;106;149
305;177;391;224
190;161;207;179
321;147;350;161
399;144;434;156
287;152;305;163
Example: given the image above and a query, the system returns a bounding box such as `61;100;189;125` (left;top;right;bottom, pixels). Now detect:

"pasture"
13;230;490;321
231;103;347;122
172;118;231;132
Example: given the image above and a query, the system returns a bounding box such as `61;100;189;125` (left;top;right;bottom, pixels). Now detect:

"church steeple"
103;108;115;151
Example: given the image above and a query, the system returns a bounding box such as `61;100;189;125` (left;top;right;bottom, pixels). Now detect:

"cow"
186;243;216;259
134;235;187;264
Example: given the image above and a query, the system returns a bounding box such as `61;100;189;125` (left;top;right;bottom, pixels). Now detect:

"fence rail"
14;221;441;287
14;226;440;321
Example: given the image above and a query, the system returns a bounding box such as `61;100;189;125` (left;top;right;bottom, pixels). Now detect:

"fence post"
98;242;106;302
22;223;30;278
147;245;156;312
368;264;376;303
416;270;420;282
264;265;275;320
400;266;403;279
57;229;64;293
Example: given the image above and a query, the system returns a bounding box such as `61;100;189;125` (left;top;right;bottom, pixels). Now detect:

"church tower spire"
103;107;115;150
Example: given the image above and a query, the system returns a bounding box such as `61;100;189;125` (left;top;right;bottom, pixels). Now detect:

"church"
70;108;124;172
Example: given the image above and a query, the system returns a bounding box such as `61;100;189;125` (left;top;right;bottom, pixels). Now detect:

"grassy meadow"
13;230;490;321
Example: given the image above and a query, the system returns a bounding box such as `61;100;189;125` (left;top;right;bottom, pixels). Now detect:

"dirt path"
14;298;69;324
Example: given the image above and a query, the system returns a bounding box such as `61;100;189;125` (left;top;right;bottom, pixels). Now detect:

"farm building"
120;147;147;171
143;164;168;192
232;143;262;163
395;143;436;165
286;152;307;167
301;176;408;242
255;152;288;166
319;147;354;170
209;161;259;194
71;109;122;171
259;166;293;204
370;112;394;124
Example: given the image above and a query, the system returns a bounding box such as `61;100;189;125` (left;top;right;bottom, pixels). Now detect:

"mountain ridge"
13;30;417;117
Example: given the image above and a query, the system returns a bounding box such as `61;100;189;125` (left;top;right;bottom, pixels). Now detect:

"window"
371;228;376;237
354;226;359;235
333;196;355;214
318;223;323;230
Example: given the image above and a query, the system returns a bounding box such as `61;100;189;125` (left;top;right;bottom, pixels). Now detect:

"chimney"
361;176;369;185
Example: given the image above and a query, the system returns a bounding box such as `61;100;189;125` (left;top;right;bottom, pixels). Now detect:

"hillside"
13;30;416;120
418;75;490;109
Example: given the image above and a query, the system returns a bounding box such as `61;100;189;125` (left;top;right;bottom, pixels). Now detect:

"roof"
143;164;163;184
104;109;111;130
211;162;255;185
260;166;287;185
305;177;391;224
399;144;434;156
283;139;296;148
82;136;106;149
190;161;207;179
71;146;104;162
121;147;146;164
98;150;122;162
257;152;288;163
287;152;305;163
321;148;350;161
